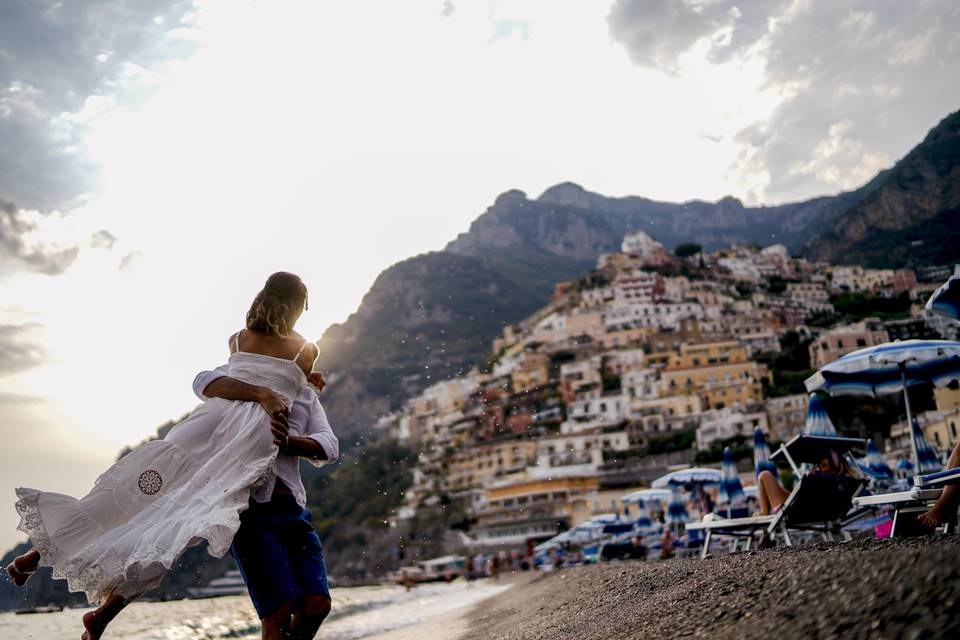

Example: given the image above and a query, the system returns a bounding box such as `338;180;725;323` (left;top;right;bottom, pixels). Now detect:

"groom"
193;365;339;640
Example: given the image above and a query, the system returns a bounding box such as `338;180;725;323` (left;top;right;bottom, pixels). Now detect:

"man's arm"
284;392;339;465
193;365;229;401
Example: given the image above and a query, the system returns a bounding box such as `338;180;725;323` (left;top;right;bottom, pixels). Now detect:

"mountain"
805;109;960;266
316;111;960;441
313;185;870;440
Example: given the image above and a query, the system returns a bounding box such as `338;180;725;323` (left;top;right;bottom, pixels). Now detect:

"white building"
696;409;769;450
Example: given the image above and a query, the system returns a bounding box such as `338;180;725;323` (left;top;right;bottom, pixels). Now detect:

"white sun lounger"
687;473;866;558
915;467;960;488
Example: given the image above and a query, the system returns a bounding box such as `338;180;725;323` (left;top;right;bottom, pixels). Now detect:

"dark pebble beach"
461;537;960;640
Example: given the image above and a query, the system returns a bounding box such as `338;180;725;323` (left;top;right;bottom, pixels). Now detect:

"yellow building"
444;441;538;493
474;475;600;548
510;351;551;393
660;361;767;410
924;409;960;453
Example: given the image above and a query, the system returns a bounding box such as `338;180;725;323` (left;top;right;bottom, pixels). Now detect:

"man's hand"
256;387;288;419
307;372;326;392
270;413;290;448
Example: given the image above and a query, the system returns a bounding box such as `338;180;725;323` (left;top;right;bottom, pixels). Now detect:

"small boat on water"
186;569;248;599
15;604;64;615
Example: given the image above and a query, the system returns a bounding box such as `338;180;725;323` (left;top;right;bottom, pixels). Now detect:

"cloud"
0;200;79;275
0;322;46;377
0;0;198;273
90;229;117;250
608;0;960;202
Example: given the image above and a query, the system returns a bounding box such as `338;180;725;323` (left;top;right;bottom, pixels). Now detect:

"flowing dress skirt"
15;397;279;604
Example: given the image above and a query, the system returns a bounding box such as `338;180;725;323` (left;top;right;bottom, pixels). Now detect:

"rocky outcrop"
806;110;960;263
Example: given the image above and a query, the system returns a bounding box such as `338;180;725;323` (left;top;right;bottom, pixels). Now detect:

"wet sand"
455;537;960;640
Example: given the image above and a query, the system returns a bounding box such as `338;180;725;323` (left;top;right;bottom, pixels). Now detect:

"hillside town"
375;231;960;552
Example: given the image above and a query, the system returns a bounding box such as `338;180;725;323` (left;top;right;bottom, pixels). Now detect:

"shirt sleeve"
302;391;340;467
192;364;230;401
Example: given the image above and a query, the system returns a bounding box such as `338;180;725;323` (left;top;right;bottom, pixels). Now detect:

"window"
857;338;867;347
951;422;957;438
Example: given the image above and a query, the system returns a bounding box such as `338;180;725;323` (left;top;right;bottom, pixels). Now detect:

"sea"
0;579;509;639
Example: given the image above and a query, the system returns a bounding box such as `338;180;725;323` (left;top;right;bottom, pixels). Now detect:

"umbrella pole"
900;363;920;472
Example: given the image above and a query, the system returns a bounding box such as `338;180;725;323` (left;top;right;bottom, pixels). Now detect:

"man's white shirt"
193;366;339;507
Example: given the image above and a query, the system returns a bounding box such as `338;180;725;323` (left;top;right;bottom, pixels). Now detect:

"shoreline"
362;575;527;640
454;536;960;640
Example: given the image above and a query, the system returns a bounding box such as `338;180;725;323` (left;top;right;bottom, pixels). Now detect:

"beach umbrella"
651;467;723;489
925;272;960;320
895;457;914;478
753;427;778;478
911;419;942;474
803;394;837;436
805;340;960;469
862;439;894;481
665;486;688;527
719;447;745;512
621;488;673;504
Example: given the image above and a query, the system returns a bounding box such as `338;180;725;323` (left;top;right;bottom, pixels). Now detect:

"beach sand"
444;536;960;640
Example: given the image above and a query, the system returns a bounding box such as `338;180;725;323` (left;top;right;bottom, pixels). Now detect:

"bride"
7;272;318;639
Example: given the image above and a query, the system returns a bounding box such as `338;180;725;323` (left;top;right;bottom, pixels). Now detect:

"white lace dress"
14;350;306;604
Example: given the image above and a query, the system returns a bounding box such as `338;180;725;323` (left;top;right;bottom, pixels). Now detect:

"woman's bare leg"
757;471;789;516
81;595;133;640
260;603;292;640
289;595;331;640
5;548;40;586
919;440;960;528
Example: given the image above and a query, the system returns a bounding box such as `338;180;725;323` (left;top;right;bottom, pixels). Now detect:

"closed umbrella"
753;427;778;478
860;439;894;481
806;340;960;469
666;487;689;527
925;272;960;320
911;419;942;474
803;394;837;436
719;447;745;516
633;498;653;531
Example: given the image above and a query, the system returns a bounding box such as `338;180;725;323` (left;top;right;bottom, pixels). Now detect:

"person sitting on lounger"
919;439;960;529
755;449;856;516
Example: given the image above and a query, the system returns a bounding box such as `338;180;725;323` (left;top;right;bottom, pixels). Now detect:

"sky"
1;0;959;551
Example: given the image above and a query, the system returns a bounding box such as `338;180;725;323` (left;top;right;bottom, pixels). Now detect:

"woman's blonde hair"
246;272;308;338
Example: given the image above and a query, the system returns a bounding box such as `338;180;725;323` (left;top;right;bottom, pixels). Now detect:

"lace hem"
14;452;275;605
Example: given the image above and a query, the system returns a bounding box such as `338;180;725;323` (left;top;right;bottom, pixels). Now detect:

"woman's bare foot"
5;550;40;587
918;504;949;529
81;609;108;640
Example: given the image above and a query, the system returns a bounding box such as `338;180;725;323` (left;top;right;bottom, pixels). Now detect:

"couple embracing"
7;272;340;640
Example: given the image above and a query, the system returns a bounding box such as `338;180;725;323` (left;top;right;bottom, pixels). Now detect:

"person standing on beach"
192;355;339;640
6;273;330;640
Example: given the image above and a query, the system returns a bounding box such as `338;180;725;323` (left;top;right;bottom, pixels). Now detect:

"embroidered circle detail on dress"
138;470;163;496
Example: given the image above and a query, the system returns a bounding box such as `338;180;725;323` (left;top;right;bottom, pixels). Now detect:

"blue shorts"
231;495;331;619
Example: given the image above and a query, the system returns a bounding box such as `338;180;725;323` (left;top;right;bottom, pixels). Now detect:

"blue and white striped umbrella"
911;419;942;474
926;272;960;320
805;340;960;398
896;458;914;475
651;467;723;489
666;487;689;526
803;394;838;436
633;498;653;531
753;427;778;478
621;488;673;504
806;340;960;469
858;439;894;481
719;447;745;508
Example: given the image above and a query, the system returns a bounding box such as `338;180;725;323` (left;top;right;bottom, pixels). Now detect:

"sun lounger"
853;486;953;536
914;467;960;488
687;472;866;558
